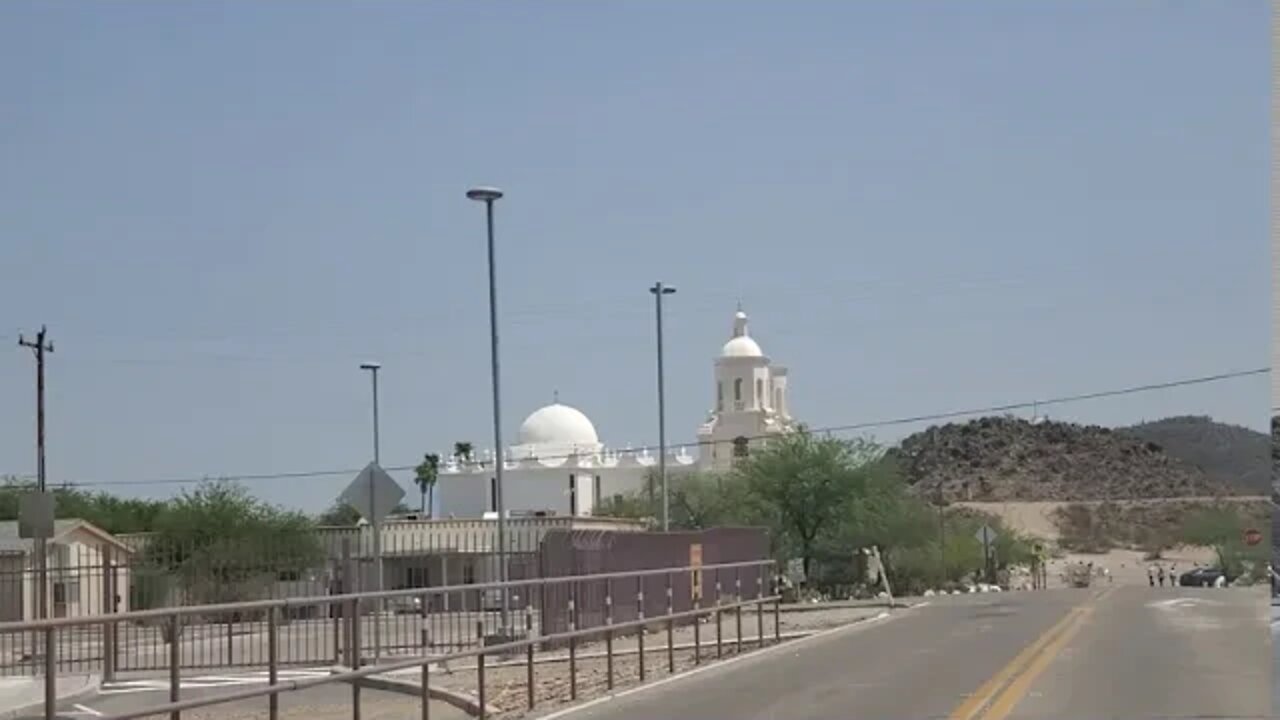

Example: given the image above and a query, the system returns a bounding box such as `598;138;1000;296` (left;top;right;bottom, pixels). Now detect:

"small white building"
435;401;696;519
696;308;797;471
0;519;134;622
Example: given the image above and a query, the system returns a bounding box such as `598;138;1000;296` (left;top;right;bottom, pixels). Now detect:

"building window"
569;474;577;516
734;378;742;402
756;379;763;408
594;475;602;509
717;382;724;412
53;580;80;605
406;566;430;588
733;436;749;458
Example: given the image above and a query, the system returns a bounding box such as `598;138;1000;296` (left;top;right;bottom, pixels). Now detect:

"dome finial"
732;306;749;338
553;389;560;404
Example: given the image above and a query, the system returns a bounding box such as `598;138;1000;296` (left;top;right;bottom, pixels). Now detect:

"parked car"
387;595;423;615
1178;567;1233;587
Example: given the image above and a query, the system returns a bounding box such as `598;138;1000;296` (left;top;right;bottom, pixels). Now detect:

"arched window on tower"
756;379;764;408
774;388;783;413
733;436;750;459
717;382;724;412
734;378;742;403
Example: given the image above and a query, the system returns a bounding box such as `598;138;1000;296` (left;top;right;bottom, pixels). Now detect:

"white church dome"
518;403;600;448
720;310;764;358
721;335;763;358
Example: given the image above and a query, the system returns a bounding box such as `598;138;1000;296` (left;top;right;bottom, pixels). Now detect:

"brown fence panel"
536;527;769;648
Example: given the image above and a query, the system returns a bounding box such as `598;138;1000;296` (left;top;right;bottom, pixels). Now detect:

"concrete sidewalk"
0;673;100;720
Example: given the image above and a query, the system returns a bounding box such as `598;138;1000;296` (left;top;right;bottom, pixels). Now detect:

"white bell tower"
696;307;793;471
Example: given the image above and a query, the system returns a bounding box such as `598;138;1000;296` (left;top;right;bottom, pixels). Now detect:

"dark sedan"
1178;567;1233;587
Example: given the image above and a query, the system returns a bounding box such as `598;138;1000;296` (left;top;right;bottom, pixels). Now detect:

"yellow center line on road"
979;604;1094;720
947;587;1113;720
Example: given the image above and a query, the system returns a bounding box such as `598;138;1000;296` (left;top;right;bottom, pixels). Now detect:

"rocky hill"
1120;416;1269;495
890;416;1239;502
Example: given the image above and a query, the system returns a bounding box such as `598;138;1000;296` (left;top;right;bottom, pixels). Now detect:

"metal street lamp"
649;282;676;531
359;360;384;662
467;185;511;637
359;362;382;463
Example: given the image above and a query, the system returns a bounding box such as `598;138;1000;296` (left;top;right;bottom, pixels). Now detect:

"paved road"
20;670;468;720
553;586;1270;720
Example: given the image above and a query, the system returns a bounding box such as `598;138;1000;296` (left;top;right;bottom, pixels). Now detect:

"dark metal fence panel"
536;527;770;648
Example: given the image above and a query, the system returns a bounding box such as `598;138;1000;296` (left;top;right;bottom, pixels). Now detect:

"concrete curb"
329;666;497;718
0;674;101;720
777;599;917;613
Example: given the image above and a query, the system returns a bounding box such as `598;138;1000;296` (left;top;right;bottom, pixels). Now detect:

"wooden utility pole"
18;326;53;621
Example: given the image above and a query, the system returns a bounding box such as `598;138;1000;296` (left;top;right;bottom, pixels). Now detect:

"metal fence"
2;558;780;720
0;521;770;677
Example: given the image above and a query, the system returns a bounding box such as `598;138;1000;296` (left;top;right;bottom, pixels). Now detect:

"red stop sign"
1244;528;1262;546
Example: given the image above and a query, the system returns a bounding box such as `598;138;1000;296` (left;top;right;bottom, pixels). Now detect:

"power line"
24;365;1266;491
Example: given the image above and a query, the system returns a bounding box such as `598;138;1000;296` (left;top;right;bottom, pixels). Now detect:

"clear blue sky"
0;1;1269;512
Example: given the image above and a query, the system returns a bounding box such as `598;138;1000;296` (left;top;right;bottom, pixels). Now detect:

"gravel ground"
429;604;887;718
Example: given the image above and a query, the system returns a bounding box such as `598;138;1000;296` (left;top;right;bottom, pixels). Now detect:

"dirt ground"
1044;547;1218;588
426;603;886;718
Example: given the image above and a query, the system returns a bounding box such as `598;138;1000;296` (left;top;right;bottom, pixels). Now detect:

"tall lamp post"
467;185;510;637
649;282;676;531
359;361;384;662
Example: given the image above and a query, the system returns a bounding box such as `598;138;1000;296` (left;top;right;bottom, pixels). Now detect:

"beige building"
0;519;133;622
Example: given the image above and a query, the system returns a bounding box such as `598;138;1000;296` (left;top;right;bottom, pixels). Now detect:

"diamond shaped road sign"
339;462;406;525
975;524;999;547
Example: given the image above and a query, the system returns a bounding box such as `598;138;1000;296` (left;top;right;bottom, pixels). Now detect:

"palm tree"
414;453;441;516
453;441;474;463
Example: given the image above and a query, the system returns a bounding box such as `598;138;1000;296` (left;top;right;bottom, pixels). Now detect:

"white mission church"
433;308;797;519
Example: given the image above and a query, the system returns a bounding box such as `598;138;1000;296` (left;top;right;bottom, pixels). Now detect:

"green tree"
0;478;165;535
595;471;747;530
595;489;657;524
733;431;882;577
452;441;474;463
141;480;324;607
317;501;362;526
414;453;441;516
1181;505;1268;580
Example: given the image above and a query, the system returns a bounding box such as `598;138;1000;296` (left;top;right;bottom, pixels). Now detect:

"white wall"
436;463;665;519
435;473;489;518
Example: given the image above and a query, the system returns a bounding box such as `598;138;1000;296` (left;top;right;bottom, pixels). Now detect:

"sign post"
339;462;405;665
863;546;894;607
975;524;999;585
689;544;704;604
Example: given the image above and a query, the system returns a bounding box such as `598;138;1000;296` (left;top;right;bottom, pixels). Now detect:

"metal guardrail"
8;559;779;720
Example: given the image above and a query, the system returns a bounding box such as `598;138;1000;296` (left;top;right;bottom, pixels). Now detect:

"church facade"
434;308;795;518
433;401;696;519
695;309;796;472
